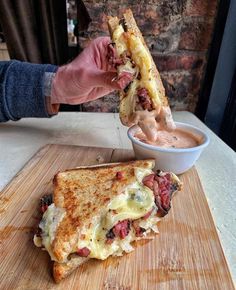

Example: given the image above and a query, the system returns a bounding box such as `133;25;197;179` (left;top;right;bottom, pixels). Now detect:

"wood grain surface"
0;144;234;290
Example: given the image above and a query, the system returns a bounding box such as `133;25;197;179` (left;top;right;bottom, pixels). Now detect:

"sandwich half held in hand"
34;160;182;283
107;9;176;141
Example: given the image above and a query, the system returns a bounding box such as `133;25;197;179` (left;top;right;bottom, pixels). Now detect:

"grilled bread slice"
34;160;182;282
107;10;175;140
53;256;89;283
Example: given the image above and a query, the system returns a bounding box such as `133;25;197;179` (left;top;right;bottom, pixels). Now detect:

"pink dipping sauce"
134;128;202;149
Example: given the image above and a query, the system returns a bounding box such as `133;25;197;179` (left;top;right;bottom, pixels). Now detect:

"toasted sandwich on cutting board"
34;160;182;282
107;9;175;140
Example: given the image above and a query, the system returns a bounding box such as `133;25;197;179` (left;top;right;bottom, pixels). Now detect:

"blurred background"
0;0;235;150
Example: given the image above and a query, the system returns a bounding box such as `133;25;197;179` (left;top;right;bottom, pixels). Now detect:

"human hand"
51;37;131;105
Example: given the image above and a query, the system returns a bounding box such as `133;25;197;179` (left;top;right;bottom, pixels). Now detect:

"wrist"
43;72;60;115
50;66;68;104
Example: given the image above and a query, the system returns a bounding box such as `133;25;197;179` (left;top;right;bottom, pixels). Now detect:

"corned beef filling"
137;88;153;111
40;194;53;214
107;43;124;67
77;247;91;257
105;171;175;243
106;220;131;243
35;194;53;238
107;42;132;67
143;172;174;217
107;43;154;111
107;43;135;91
116;171;124;180
132;220;146;237
118;71;134;86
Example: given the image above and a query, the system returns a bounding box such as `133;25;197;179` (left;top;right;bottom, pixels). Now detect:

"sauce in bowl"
134;128;202;149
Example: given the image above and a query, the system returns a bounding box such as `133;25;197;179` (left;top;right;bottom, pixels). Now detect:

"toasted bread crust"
107;15;119;36
55;159;155;174
53;257;89;283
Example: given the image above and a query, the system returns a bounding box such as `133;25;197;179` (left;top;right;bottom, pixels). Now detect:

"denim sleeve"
0;60;58;122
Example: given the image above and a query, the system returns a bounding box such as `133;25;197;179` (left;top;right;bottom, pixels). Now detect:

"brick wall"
80;0;218;112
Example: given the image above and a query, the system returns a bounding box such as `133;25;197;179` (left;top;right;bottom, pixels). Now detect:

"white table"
0;111;235;283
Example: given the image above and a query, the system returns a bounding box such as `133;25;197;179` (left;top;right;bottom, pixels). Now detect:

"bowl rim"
127;121;210;153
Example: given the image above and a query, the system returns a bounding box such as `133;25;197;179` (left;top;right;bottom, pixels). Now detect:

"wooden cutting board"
0;144;234;290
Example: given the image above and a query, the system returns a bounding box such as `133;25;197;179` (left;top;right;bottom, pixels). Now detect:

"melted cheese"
112;25;127;55
117;60;137;76
36;204;66;260
113;25;138;78
35;167;160;262
119;79;139;126
113;25;163;110
126;34;162;108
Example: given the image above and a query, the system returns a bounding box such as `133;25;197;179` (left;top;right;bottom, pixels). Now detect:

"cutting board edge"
0;144;128;195
1;144;51;195
182;169;235;288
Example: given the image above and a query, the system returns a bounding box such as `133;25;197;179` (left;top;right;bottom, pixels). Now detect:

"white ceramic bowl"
128;122;210;174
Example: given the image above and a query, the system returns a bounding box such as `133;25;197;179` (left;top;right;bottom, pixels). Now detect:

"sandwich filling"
109;24;162;110
34;168;180;263
108;23;176;141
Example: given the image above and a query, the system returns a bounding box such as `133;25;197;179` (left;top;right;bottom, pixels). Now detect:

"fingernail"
111;76;117;82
